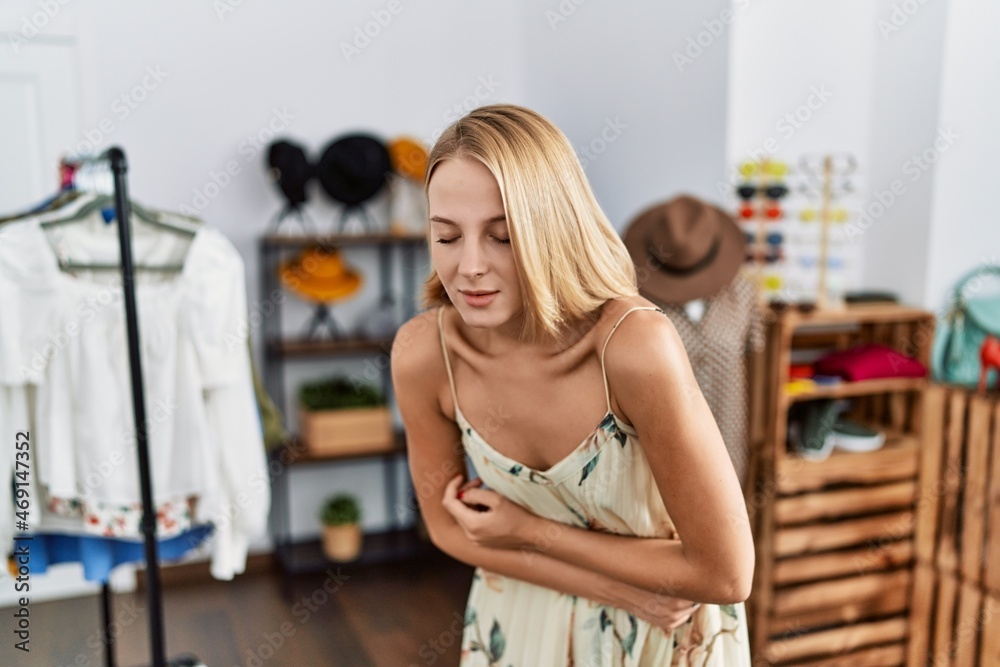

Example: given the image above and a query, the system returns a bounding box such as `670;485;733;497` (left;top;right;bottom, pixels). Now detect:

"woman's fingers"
443;474;463;504
457;476;483;497
460;486;500;512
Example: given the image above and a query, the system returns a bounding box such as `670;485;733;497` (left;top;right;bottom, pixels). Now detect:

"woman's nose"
458;241;488;278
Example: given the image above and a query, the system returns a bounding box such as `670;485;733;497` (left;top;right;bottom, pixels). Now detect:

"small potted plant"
320;493;363;562
297;375;393;456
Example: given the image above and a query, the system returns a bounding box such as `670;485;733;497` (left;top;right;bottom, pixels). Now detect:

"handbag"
931;265;1000;388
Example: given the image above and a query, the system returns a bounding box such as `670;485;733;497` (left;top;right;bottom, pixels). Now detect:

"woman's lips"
461;291;498;307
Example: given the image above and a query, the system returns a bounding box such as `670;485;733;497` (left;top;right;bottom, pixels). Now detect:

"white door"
0;35;81;213
0;34;112;606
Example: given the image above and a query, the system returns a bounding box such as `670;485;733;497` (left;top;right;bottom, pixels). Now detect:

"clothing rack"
69;147;199;667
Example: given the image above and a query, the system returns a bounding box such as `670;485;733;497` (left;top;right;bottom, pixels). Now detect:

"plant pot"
299;406;393;456
322;523;363;562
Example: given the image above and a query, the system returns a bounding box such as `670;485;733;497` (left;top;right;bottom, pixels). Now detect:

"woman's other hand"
619;583;701;632
442;474;540;549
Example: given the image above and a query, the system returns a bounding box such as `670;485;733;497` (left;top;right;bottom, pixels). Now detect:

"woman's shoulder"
390;306;449;389
598;295;685;365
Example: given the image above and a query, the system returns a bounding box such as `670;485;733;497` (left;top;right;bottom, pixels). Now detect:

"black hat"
266;139;314;209
316;134;391;207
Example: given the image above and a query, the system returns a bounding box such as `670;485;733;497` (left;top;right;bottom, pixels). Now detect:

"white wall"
863;0;951;308
924;0;1000;310
520;0;732;228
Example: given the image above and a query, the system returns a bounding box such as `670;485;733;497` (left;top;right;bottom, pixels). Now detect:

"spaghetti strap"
437;305;461;415
600;306;664;412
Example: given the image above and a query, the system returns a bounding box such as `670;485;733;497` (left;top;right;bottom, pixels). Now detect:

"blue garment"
24;525;213;583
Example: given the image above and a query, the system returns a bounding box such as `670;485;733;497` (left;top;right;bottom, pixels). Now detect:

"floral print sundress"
436;305;751;666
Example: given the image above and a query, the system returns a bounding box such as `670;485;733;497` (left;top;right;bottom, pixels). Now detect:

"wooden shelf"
776;429;920;494
785;377;928;403
275;527;437;575
260;232;425;248
266;335;394;358
269;429;407;466
747;302;936;664
777;302;935;329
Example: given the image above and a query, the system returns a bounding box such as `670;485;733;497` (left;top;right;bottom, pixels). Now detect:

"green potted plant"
297;375;393;456
320;493;363;562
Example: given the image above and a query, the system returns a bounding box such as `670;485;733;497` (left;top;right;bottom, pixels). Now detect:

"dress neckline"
454;402;636;483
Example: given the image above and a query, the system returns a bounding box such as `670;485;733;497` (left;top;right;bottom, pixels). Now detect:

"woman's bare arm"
389;313;682;616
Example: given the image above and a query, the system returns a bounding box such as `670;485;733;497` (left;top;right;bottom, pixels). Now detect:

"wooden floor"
1;550;475;666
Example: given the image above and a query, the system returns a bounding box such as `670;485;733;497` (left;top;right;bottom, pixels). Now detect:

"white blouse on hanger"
0;200;269;580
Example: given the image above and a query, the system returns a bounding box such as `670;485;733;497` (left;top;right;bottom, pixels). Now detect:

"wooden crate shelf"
764;616;908;665
906;385;1000;667
786;377;927;403
775;429;920;494
746;303;936;666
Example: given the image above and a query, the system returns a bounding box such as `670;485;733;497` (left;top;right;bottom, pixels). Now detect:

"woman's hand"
618;583;701;632
442;474;540;550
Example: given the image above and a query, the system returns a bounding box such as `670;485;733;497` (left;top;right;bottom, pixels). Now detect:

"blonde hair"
421;103;638;344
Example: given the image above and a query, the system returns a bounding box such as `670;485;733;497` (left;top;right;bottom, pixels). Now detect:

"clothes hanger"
40;192;198;237
37;160;200;273
0;189;86;225
39;193;199;273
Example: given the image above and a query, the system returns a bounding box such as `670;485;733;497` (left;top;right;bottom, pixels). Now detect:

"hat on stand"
622;194;746;304
279;246;363;303
387;137;429;183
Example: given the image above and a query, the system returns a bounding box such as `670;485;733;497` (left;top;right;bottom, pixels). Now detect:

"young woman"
391;104;753;665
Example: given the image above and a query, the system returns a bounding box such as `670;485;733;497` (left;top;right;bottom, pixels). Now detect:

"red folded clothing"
789;363;814;379
813;343;927;382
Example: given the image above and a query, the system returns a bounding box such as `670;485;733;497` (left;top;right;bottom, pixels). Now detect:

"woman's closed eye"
436;236;511;245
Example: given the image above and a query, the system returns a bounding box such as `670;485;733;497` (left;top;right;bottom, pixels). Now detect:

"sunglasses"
738;160;789;178
744;231;784;246
736;184;790;200
799;255;845;269
800;207;849;222
740;204;784;220
769;299;818;314
745;248;785;264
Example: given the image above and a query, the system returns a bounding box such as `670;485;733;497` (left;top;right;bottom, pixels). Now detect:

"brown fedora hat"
623;194;746;304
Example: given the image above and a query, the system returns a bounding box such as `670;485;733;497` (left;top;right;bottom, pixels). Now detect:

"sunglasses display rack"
796;152;857;310
734;158;792;305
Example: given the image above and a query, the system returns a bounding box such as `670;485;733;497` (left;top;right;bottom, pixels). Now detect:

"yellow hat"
388;137;429;183
279;246;363;303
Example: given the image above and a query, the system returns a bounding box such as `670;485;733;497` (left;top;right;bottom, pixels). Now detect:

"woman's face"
428;157;522;335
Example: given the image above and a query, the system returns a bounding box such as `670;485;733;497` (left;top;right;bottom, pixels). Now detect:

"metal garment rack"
72;147;199;667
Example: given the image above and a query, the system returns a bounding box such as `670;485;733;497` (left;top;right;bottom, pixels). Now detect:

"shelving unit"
258;231;436;598
746;302;936;665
